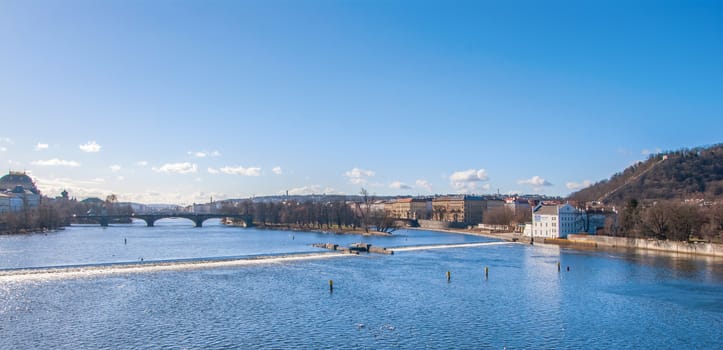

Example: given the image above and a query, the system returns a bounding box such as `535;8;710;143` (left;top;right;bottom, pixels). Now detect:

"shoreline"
0;227;65;236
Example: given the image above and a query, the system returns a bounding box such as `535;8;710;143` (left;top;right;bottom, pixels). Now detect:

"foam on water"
0;252;347;282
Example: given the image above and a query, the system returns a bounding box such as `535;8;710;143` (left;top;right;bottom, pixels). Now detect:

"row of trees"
220;188;399;233
616;199;723;242
0;194;131;233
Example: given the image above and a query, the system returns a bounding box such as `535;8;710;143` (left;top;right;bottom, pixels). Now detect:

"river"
1;219;721;349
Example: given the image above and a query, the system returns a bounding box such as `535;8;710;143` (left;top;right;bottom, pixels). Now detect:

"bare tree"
668;202;706;241
483;207;514;226
643;201;670;239
620;199;642;237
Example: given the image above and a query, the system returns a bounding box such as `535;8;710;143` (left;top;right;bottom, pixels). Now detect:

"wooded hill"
569;144;723;204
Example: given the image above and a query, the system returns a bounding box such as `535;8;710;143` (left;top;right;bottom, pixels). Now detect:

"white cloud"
136;161;148;167
286;185;340;196
35;143;49;151
518;176;553;187
272;166;283;175
188;150;221;158
109;164;121;172
116;176;125;181
33;176;109;200
79;141;101;153
641;148;662;156
566;180;593;190
31;158;81;167
207;167;219;174
344;167;375;184
415;179;433;192
0;137;10;152
152;162;198;174
450;169;489;182
389;181;412;190
220;166;261;176
449;168;489;193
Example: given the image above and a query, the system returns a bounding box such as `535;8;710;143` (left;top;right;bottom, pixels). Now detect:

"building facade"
528;203;584;238
386;198;429;219
0;171;41;212
432;196;486;225
504;197;532;217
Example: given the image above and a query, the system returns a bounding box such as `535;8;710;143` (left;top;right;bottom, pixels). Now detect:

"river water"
0;219;721;349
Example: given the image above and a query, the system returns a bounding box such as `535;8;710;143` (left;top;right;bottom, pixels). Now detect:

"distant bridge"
71;213;252;228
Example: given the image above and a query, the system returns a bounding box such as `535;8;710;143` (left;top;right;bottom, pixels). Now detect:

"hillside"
569;144;723;204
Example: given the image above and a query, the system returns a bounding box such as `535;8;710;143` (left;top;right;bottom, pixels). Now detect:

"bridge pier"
70;213;252;228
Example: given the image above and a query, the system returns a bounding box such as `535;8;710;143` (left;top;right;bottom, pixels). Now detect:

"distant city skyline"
1;1;722;204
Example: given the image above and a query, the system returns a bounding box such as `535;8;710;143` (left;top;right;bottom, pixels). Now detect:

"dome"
0;171;39;194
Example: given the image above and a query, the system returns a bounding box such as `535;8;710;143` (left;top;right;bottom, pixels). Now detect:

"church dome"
0;171;40;194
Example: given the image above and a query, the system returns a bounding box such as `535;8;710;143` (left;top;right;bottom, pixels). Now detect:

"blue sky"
1;0;722;204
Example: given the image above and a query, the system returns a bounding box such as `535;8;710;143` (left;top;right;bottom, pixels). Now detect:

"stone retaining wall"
566;234;723;257
418;219;467;230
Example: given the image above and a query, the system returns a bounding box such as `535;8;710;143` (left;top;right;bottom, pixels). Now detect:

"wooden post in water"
446;271;451;282
485;266;489;280
329;279;333;292
557;261;561;272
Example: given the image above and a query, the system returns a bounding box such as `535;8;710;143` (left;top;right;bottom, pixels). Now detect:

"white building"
527;203;584;239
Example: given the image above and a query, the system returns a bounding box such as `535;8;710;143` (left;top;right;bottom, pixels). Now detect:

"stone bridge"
71;213;252;228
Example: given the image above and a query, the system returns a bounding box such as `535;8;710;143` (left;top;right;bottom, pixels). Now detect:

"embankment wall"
418;220;467;230
566;234;723;257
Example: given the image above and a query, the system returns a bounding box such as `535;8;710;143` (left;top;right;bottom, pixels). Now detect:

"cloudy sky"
1;1;722;204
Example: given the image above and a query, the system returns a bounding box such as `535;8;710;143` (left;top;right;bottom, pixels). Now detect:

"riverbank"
0;227;64;235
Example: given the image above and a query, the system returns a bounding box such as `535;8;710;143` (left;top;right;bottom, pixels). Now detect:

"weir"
0;252;345;282
390;241;513;252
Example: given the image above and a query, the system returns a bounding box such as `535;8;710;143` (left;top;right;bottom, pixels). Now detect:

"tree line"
0;195;132;234
221;188;399;233
614;199;722;242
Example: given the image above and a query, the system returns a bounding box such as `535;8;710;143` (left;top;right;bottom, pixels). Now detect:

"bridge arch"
70;213;252;228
